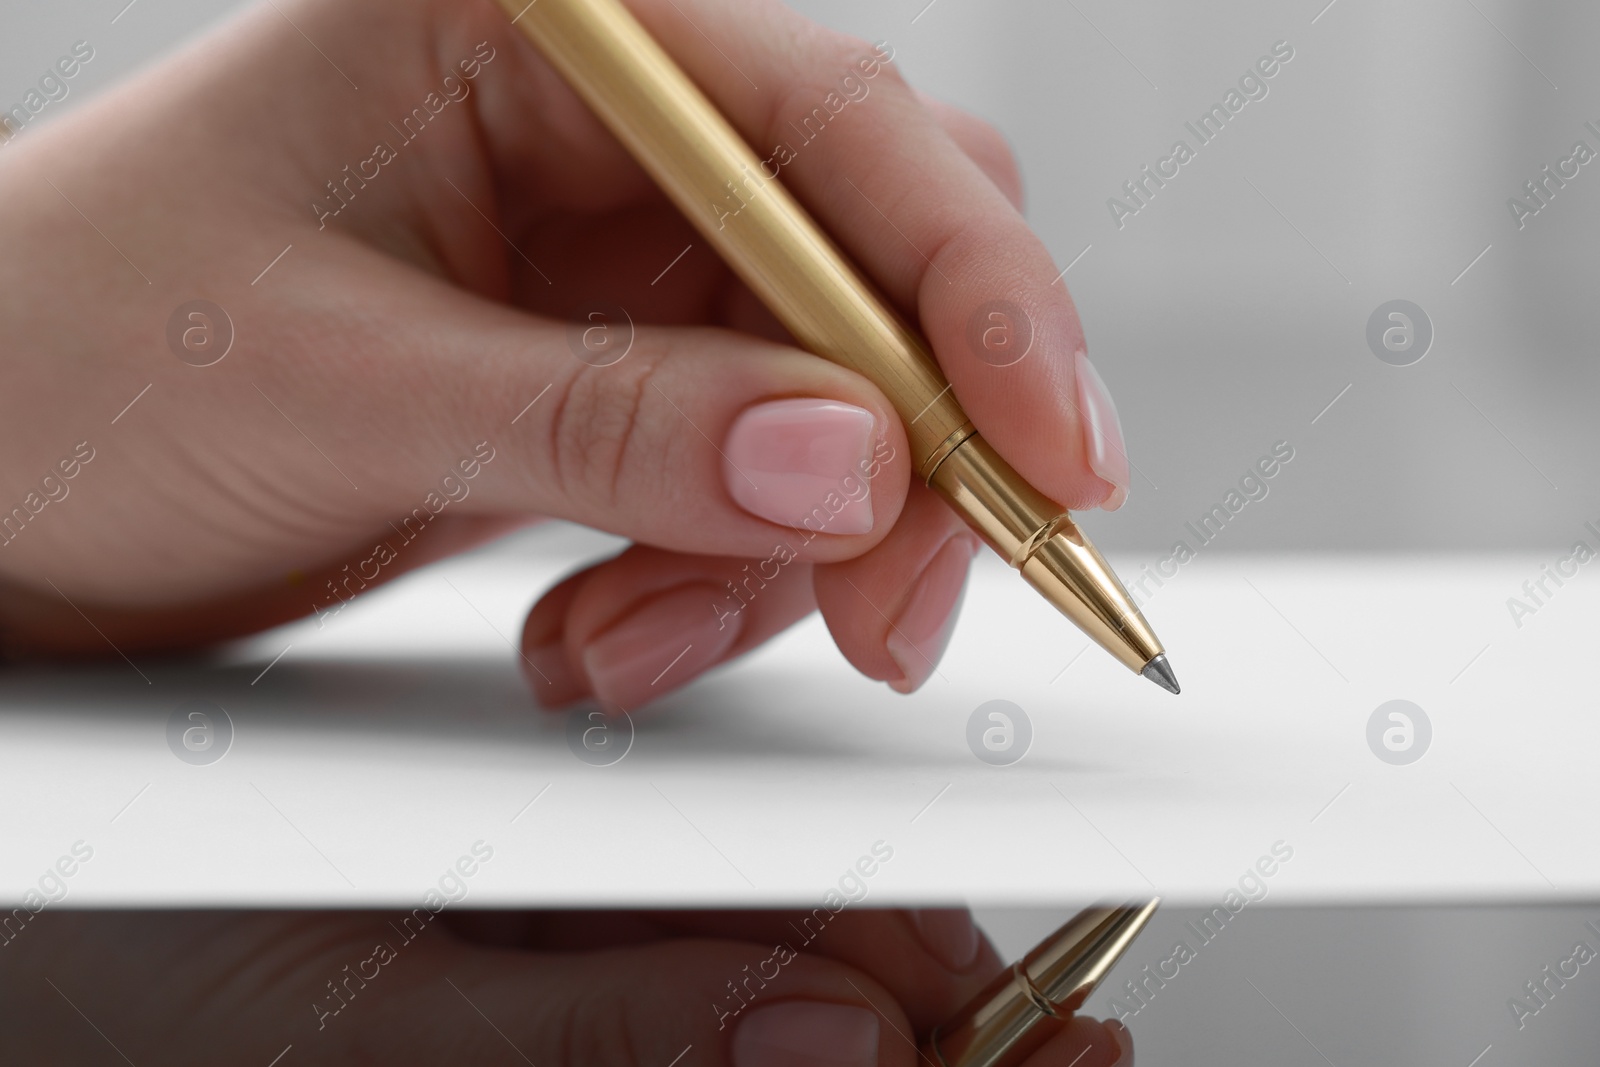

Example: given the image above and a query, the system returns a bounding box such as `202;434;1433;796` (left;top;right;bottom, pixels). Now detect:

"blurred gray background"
6;0;1596;551
4;1;1597;1064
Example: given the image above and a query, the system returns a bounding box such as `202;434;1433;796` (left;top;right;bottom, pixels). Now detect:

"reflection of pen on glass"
495;0;1180;694
925;900;1159;1067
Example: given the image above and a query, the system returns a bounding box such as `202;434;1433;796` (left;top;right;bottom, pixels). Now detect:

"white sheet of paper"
1;524;1589;907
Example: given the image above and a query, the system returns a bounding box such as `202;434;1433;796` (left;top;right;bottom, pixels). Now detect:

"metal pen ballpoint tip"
924;899;1160;1067
1141;653;1180;694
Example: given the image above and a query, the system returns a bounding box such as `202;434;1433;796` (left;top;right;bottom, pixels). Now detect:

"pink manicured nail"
732;1002;879;1067
910;908;982;972
723;399;878;535
580;584;742;708
1074;350;1130;511
524;644;587;710
887;535;978;694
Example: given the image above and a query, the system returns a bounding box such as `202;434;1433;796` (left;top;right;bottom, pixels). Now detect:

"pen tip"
1141;654;1180;694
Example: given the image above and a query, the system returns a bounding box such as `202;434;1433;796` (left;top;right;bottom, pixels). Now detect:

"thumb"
287;250;912;566
4;910;909;1067
394;934;913;1067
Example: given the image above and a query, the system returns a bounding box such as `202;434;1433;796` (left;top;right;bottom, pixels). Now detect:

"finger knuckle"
970;117;1020;176
939;109;1022;203
760;28;901;146
544;343;671;516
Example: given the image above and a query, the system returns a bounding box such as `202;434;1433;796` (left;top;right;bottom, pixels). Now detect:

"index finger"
614;0;1127;512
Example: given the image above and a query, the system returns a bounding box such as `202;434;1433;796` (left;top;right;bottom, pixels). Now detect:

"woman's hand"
0;0;1130;707
0;907;1132;1066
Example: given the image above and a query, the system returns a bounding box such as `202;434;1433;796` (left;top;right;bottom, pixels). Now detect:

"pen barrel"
499;0;967;468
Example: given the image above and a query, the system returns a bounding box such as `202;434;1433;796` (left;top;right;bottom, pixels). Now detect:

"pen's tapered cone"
924;899;1159;1067
924;435;1169;680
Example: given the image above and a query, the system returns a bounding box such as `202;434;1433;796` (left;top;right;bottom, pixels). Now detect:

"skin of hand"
0;908;1132;1066
0;0;1131;708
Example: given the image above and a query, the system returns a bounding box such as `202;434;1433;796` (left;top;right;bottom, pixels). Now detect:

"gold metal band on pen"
1013;962;1065;1017
1008;513;1073;570
919;421;978;485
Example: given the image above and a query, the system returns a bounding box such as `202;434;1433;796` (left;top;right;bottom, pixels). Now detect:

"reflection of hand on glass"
2;908;1132;1066
0;0;1129;708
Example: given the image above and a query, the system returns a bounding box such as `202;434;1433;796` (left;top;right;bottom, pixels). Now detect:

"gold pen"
494;0;1179;693
925;900;1159;1067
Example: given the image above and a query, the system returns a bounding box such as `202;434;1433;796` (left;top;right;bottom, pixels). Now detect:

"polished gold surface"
926;900;1160;1067
930;437;1162;672
496;0;1167;678
919;421;979;485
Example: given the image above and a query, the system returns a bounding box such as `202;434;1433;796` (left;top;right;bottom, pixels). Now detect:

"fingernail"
733;1001;879;1067
1074;350;1130;511
524;644;586;710
1106;1018;1134;1065
910;908;982;972
886;535;978;694
723;399;878;535
580;583;742;708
